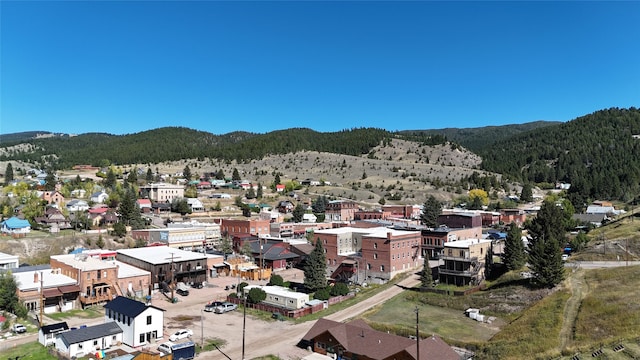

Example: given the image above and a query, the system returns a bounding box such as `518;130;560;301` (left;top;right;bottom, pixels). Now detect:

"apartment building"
439;238;492;287
139;183;184;202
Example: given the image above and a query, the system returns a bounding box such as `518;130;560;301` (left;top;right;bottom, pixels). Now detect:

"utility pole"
415;306;420;360
165;253;181;300
242;295;247;360
39;272;44;327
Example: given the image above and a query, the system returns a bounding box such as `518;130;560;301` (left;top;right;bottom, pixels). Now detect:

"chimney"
34;272;39;283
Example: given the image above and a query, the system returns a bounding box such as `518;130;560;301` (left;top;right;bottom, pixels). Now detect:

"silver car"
214;302;238;314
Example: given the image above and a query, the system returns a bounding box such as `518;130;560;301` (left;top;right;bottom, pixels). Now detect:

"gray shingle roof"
59;322;122;345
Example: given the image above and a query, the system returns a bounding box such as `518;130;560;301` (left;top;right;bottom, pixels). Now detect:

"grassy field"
358;291;503;346
0;341;56;360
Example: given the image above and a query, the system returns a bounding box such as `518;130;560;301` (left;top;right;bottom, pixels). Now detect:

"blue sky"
1;1;639;136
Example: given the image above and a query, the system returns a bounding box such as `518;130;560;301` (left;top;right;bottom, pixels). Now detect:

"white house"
91;190;109;204
38;321;69;347
0;217;31;235
186;198;205;212
0;252;19;270
243;285;309;310
103;296;165;347
66;199;90;212
55;322;123;359
302;213;317;223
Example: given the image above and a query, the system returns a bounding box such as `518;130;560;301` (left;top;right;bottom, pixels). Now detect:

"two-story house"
50;254;119;307
103;296;165;347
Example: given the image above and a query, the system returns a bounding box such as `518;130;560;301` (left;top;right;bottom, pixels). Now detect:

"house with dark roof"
103;296;165;347
38;321;69;346
55;322;123;359
301;318;460;360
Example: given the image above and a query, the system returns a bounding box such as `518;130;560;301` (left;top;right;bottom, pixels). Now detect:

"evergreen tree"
246;186;256;199
420;256;433;288
104;168;117;190
44;170;57;191
119;188;143;229
127;168;138;184
503;222;526;271
4;163;14;185
420;195;442;228
183;165;191;181
274;173;281;185
484;243;495;280
292;204;305;223
256;183;263;199
146;168;154;182
171;197;192;215
215;169;225;180
96;234;105;249
312;195;329;213
526;200;566;288
520;183;533;202
304;239;327;292
232;168;241;181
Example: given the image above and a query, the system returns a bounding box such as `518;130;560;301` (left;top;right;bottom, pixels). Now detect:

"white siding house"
55;322;122;359
103;296;165;347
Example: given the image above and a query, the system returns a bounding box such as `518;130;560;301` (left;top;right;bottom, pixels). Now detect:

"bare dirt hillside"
108;139;503;207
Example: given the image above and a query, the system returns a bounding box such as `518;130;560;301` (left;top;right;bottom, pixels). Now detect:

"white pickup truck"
12;323;27;334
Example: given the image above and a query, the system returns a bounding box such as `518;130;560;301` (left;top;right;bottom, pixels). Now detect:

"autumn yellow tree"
468;189;489;209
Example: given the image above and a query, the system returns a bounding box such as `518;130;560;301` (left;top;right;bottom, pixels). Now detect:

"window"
112;336;117;340
367;263;371;270
78;344;83;349
93;340;98;346
374;243;377;249
147;315;152;325
380;265;385;271
140;334;145;343
373;253;378;260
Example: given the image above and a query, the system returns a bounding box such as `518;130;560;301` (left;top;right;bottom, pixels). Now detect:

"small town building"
103;296;165;347
55;322;123;359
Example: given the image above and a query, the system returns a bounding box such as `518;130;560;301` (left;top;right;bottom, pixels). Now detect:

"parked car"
176;288;189;296
191;282;204;289
12;324;27;334
157;341;175;354
204;301;224;312
169;329;193;341
214;302;238;314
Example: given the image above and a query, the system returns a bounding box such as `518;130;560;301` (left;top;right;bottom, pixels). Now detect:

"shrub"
314;287;331;301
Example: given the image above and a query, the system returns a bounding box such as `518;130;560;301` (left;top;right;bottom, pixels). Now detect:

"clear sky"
1;1;639;136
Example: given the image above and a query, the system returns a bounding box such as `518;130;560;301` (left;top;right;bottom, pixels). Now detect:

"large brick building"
325;200;359;221
314;226;421;283
220;218;271;237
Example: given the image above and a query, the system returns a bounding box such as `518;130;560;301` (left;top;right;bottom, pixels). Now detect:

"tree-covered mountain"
479;107;640;206
0;127;401;169
400;121;562;152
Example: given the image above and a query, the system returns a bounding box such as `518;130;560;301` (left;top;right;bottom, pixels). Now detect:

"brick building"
420;226;482;259
325;200;358;221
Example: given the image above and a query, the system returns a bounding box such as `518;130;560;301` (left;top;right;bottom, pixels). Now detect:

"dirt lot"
151;268;313;360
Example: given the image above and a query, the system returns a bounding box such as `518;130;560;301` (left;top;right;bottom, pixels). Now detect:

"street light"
415;306;420;360
200;309;204;348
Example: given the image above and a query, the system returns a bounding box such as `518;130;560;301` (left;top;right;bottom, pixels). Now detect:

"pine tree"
183;165;191;181
526;200;566;288
256;183;263;199
420;256;433;288
292;204;305;223
503;222;526;271
104;168;117;190
420;195;442;228
146;168;154;182
304;239;327;292
232;168;241;181
4;163;13;185
520;183;533;202
484;243;494;280
119;188;143;229
274;173;281;186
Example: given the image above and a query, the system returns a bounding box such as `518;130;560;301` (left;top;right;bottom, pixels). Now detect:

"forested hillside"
0;127;405;169
480;107;640;206
402;120;562;152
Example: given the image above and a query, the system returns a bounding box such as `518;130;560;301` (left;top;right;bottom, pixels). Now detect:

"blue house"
1;217;31;236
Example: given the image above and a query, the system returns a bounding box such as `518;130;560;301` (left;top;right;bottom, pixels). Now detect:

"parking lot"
150;268;312;359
